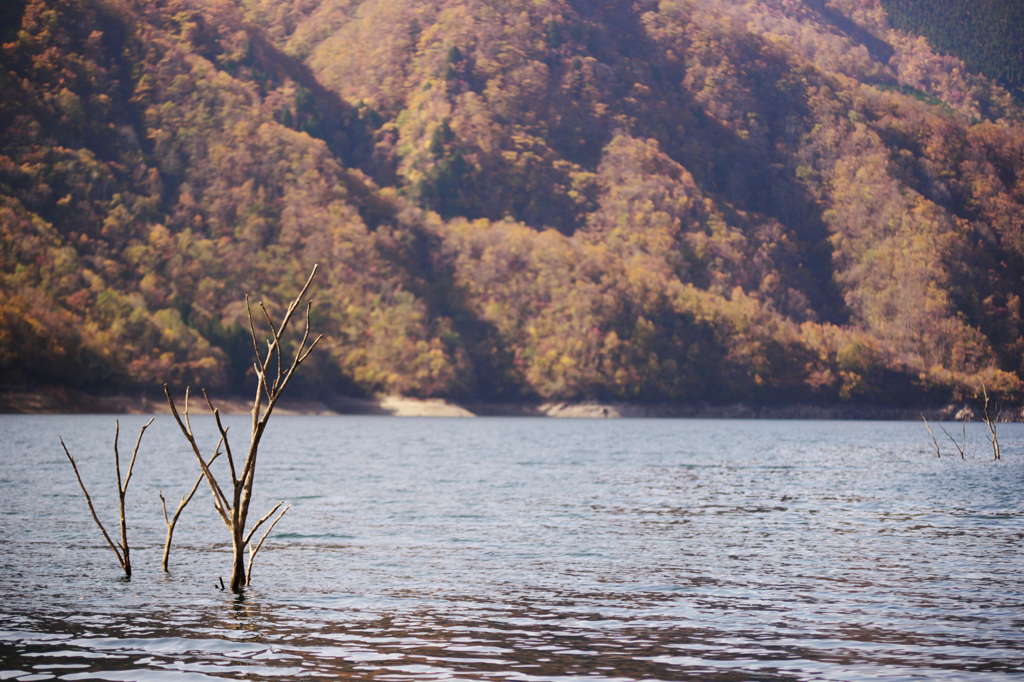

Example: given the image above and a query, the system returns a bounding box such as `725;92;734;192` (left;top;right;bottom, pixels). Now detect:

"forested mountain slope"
3;0;1024;405
881;0;1024;100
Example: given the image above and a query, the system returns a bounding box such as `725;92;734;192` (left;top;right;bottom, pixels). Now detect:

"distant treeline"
882;0;1024;97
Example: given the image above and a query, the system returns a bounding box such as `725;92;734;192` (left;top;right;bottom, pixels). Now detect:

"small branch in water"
160;445;222;572
938;418;967;460
980;384;1001;461
246;503;290;586
61;437;125;571
61;418;153;577
921;414;941;457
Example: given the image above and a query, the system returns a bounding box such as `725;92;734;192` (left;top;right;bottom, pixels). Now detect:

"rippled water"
1;414;1022;681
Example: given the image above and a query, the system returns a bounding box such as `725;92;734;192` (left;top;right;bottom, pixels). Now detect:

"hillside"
3;0;1024;406
881;0;1024;100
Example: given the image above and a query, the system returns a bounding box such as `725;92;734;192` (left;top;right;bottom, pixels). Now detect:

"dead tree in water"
60;418;154;577
165;265;321;590
980;384;1002;460
159;447;221;572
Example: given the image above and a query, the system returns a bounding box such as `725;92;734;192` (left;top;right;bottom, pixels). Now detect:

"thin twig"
160;448;221;571
243;501;285;546
274;266;319;340
922;414;941;457
164;385;233;525
245;293;261;364
113;420;122;510
938;422;965;459
203;389;237;486
962;417;968;459
246;504;290;586
259;301;283;393
123;418;153;493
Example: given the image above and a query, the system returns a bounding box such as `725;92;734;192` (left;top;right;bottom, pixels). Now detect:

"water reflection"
6;591;1023;681
1;416;1022;680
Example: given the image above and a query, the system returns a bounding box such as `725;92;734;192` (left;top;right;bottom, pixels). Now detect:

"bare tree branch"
921;415;941;457
60;418;152;577
164;385;233;526
203;390;237;486
980;384;1001;460
243;501;285;546
115;418;153;572
259;301;283;394
245;293;261;363
122;418;152;495
245;504;290;586
160;448;221;572
61;437;125;570
113;421;122;509
938;420;966;459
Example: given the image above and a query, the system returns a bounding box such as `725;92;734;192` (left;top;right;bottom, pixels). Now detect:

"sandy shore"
1;387;1021;420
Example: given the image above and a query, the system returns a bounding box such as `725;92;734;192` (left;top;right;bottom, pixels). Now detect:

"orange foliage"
3;0;1024;404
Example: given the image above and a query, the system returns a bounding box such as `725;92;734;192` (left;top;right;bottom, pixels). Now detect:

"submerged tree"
61;418;154;577
159;448;220;572
980;384;1002;461
164;265;322;590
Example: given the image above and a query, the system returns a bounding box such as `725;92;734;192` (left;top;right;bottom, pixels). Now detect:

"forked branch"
938;418;967;460
980;384;1001;461
160;446;221;572
164;385;233;526
61;438;124;570
246;503;290;586
203;389;237;485
243;500;286;546
60;418;153;577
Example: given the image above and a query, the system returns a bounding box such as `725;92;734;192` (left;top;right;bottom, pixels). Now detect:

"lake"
1;414;1022;681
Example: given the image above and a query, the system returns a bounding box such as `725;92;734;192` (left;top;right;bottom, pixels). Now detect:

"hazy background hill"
3;0;1024;406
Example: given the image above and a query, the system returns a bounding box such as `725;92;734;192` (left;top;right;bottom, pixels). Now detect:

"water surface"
1;415;1022;681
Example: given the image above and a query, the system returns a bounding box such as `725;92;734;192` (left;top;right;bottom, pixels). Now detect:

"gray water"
1;415;1022;681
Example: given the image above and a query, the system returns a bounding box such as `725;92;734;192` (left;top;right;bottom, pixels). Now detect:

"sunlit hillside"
3;0;1024;405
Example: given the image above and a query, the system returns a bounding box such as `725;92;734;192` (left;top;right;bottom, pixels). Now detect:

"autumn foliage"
2;0;1024;405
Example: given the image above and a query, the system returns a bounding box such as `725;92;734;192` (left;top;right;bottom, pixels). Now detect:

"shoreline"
1;387;1020;421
